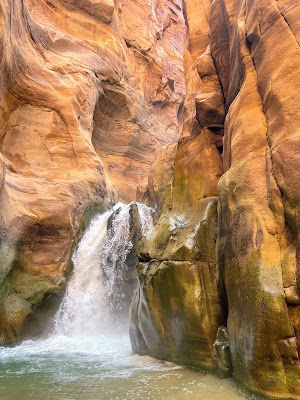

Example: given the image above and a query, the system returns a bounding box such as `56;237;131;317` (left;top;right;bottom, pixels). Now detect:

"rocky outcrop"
130;0;300;399
130;0;226;373
0;0;185;344
137;143;177;221
214;0;300;397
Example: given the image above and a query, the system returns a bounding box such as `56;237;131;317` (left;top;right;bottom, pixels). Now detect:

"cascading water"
55;202;153;336
0;202;249;400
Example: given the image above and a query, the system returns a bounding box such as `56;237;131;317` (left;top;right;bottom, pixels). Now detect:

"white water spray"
54;202;153;337
0;206;248;400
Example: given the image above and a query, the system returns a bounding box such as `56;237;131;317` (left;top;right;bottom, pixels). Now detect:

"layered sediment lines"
131;0;300;399
0;0;185;344
1;1;300;399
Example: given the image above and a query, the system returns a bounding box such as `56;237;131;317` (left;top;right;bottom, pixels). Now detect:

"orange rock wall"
213;0;300;397
0;0;186;343
1;0;300;399
131;0;300;399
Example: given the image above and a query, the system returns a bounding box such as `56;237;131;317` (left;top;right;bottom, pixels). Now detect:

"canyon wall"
131;0;300;399
1;0;300;399
0;0;186;344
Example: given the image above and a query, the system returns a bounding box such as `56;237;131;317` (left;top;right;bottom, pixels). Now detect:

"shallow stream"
0;334;251;400
0;204;255;400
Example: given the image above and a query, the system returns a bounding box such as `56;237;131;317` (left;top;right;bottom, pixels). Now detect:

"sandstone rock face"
131;0;300;399
213;0;300;398
130;258;222;369
137;143;177;221
1;0;300;399
130;0;226;372
0;0;185;344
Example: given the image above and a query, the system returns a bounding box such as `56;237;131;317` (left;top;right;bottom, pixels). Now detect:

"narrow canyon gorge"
0;0;300;399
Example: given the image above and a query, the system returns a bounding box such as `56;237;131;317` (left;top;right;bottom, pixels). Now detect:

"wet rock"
105;203;144;317
130;0;225;376
0;0;185;343
214;0;300;397
285;287;300;305
130;260;222;370
1;1;300;399
213;326;233;378
1;295;32;345
131;1;300;399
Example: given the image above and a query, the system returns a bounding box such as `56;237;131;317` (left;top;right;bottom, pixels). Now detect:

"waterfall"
54;202;153;337
1;207;247;400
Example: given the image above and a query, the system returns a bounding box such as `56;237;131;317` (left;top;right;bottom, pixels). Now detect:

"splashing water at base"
55;202;153;336
0;334;251;400
0;203;253;400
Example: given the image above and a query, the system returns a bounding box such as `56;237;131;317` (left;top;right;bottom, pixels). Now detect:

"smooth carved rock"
131;0;225;369
59;0;115;23
130;260;222;370
138;131;223;262
195;46;225;129
0;0;186;344
1;0;300;399
131;0;300;399
213;326;233;378
214;0;300;398
1;295;32;344
285;287;300;306
137;144;177;220
131;0;225;377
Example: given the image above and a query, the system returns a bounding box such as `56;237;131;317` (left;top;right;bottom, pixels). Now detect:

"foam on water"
54;202;153;336
0;333;249;400
1;334;180;377
0;203;250;400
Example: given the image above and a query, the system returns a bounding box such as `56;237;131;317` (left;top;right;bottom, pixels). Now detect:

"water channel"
0;204;254;400
0;334;250;400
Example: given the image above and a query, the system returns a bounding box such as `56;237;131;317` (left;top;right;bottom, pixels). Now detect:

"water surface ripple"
0;334;251;400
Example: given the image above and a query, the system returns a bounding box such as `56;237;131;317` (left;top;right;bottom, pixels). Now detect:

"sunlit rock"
0;0;185;343
130;0;225;375
1;0;300;399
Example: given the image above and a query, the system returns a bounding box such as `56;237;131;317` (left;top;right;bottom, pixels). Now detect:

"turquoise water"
0;334;249;400
0;205;253;400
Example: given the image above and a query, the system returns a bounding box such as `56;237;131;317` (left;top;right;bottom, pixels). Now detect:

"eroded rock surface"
130;0;226;373
0;0;185;344
213;0;300;397
1;0;300;399
131;0;300;399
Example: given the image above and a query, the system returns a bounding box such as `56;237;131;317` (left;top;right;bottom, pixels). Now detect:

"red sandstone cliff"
1;1;300;399
0;0;185;343
131;0;300;399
